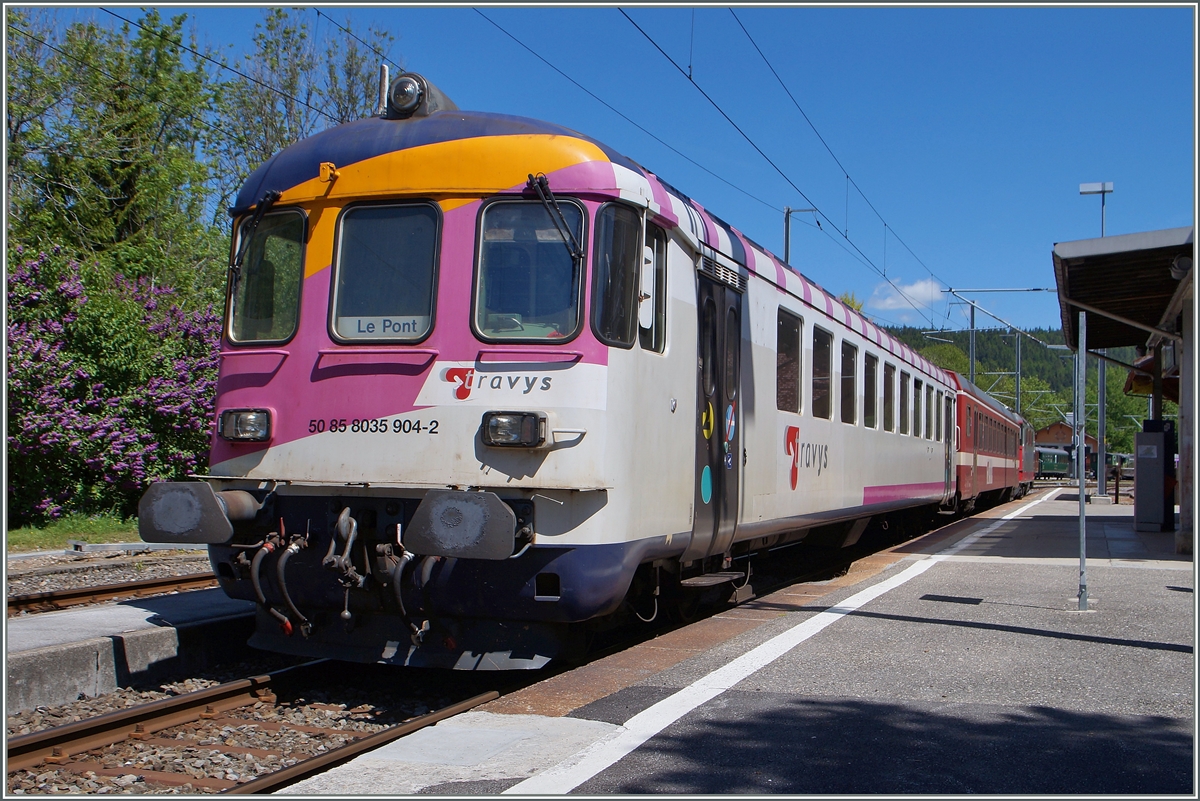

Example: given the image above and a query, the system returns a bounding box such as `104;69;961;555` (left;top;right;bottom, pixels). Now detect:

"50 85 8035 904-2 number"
308;418;439;434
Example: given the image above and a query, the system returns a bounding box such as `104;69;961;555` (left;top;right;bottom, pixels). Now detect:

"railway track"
7;572;218;615
6;660;501;793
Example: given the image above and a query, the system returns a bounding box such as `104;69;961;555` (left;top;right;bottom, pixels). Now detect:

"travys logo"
416;360;606;410
445;367;552;401
785;425;829;489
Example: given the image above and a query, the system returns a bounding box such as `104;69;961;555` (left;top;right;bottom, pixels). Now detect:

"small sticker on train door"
701;465;713;503
724;403;736;442
724;453;734;470
702;402;715;440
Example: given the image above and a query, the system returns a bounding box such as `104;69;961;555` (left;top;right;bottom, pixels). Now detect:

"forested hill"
885;326;1139;395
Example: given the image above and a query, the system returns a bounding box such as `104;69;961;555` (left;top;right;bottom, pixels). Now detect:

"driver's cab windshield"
475;200;583;341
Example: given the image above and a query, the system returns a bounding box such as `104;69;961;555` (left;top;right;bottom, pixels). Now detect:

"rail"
7;660;499;792
7;572;218;615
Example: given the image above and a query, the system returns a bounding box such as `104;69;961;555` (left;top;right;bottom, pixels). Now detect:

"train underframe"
144;480;974;669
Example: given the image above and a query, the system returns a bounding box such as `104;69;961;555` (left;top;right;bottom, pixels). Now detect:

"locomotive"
139;73;1026;669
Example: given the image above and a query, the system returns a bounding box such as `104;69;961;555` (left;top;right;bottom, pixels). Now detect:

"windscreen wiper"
228;189;282;288
527;173;583;263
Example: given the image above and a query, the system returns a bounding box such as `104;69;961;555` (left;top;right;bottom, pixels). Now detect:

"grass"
6;514;140;553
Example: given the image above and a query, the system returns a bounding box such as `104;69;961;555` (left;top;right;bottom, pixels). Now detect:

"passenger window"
840;341;857;424
592;203;641;347
776;309;802;413
230;210;305;343
926;385;934;439
332;204;439;341
936;391;943;441
638;224;668;352
475;200;583;341
812;328;832;420
913;379;923;438
899;371;910;434
883;363;896;432
864;354;878;428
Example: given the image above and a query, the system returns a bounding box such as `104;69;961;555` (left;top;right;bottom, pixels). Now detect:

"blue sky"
62;5;1196;333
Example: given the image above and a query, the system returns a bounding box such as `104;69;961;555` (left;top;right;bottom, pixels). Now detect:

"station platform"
276;488;1194;795
6;589;255;712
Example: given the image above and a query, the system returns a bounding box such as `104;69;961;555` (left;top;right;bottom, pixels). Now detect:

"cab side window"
638;223;668;352
593;203;641;347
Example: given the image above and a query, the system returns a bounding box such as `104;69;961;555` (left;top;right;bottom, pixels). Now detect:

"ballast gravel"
6;549;211;599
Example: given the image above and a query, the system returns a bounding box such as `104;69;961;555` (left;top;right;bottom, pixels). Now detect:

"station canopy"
1052;226;1193;350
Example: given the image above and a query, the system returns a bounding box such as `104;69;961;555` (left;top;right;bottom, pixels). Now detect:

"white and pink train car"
138;73;1019;668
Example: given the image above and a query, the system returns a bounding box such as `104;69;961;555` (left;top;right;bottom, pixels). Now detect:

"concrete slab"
279;711;619;795
5;590;256;711
6;589;253;653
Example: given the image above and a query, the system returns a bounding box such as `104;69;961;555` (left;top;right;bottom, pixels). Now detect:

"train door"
943;394;953;499
967;403;977;499
685;274;742;564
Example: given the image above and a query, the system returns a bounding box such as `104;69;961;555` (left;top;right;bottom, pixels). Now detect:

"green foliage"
919;342;970;375
887;324;1173;451
6;515;139;553
209;8;395;210
6;9;404;526
838;291;864;312
6;9;226;294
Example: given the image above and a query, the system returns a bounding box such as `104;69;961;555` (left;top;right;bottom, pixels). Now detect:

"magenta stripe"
863;481;945;504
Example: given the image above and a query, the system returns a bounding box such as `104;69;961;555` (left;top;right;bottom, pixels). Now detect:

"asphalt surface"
283;490;1193;795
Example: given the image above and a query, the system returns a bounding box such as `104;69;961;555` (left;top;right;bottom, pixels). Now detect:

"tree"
838;291;863;312
209;8;395;211
919;342;970;376
6;9;225;295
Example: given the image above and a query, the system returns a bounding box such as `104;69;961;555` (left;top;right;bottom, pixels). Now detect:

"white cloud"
867;277;944;315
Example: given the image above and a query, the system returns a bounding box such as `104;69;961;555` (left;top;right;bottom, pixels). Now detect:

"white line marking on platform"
504;487;1065;795
933;487;1062;560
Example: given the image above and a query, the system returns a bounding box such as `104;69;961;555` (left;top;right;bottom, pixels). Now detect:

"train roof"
949;372;1023;425
232;102;949;385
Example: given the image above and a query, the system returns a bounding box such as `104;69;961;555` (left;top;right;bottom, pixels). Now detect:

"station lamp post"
1079;182;1113;237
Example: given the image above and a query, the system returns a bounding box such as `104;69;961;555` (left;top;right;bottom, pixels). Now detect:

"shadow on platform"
583;695;1192;794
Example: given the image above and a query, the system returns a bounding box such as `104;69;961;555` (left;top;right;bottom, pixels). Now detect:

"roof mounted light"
382;72;458;120
388;75;423;118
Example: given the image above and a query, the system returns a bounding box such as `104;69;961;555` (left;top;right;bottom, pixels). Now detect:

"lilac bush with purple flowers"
7;247;222;526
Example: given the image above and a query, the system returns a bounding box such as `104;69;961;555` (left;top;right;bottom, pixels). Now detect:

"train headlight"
388;75;424;118
219;409;271;442
481;411;546;448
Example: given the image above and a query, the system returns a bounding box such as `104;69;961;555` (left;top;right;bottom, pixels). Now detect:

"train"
138;72;1029;669
1036;447;1072;479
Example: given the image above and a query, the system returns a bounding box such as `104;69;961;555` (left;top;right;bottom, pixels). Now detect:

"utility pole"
783;206;816;266
1080;183;1112;501
1015;333;1022;415
1076;311;1088;611
1098;349;1107;497
969;302;976;385
944;288;1053;394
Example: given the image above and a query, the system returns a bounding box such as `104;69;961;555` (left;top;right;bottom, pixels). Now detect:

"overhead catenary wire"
478;7;912;324
99;7;339;126
619;8;935;328
728;8;956;315
8;22;245;145
313;8;401;73
475;9;780;216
